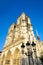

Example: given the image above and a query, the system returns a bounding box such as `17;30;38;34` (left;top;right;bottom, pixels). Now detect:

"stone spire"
17;12;31;25
36;30;40;40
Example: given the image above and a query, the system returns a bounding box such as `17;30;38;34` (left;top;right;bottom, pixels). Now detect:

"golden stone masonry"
0;13;43;65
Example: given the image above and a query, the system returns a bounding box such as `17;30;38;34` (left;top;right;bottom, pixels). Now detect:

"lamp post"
31;41;36;65
31;41;40;65
21;43;25;65
26;41;31;65
21;41;36;65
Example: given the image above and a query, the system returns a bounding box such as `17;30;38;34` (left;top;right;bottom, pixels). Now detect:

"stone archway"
13;48;21;65
5;50;11;65
1;54;5;65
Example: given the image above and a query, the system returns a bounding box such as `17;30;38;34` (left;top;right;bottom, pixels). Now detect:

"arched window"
5;50;11;65
14;48;20;65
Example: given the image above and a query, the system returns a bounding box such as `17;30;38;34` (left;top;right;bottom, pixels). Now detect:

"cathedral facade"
0;13;43;65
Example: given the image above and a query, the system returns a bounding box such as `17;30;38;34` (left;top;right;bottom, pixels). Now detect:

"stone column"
3;58;6;65
10;54;14;65
33;51;36;65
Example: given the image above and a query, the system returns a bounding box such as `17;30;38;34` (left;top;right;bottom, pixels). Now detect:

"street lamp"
31;41;39;65
26;41;31;65
21;41;33;65
31;41;36;65
31;41;36;54
21;43;25;54
31;41;36;47
21;41;37;65
26;41;30;50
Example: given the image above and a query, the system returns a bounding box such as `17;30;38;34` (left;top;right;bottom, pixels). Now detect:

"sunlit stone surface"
0;13;43;65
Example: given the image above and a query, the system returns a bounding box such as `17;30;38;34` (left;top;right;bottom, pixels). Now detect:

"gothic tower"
0;13;43;65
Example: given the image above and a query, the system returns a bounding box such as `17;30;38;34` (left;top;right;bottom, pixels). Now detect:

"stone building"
0;13;43;65
0;52;2;65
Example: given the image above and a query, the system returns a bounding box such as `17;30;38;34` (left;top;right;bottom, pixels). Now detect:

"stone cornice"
3;37;24;52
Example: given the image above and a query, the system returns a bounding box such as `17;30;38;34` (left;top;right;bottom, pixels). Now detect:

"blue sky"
0;0;43;51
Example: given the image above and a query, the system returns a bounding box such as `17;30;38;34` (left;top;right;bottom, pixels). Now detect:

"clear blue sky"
0;0;43;51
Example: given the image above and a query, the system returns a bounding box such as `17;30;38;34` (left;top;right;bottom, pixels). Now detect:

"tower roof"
17;12;31;24
21;12;26;16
